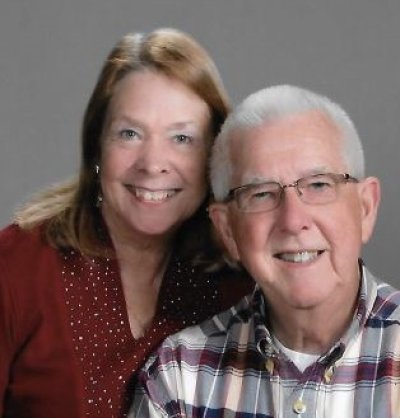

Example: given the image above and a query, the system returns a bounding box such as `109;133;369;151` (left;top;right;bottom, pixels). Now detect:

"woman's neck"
107;226;174;339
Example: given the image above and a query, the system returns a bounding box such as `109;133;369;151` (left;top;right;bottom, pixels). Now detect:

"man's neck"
266;286;359;355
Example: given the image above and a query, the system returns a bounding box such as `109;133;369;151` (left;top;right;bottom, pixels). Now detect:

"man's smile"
274;250;325;263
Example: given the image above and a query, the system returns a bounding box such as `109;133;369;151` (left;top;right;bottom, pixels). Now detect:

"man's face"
210;110;380;312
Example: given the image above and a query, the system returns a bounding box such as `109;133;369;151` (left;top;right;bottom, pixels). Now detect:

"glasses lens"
298;174;338;204
237;183;281;212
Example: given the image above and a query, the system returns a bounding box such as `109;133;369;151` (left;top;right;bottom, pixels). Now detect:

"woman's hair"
210;84;365;202
16;28;230;261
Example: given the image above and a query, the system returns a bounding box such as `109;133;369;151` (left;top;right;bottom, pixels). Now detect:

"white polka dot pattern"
61;249;221;417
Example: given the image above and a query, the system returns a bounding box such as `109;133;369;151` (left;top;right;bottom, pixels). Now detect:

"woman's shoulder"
0;223;48;255
209;265;255;310
168;255;255;316
0;223;60;280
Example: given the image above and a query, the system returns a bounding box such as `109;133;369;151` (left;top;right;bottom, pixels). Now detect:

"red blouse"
0;224;253;417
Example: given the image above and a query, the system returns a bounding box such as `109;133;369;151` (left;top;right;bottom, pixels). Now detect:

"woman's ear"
208;203;240;261
359;176;381;244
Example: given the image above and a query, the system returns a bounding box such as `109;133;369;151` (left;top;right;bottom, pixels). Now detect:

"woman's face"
99;70;212;243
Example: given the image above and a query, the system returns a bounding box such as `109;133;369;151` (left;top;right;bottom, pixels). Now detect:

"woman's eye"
174;134;192;144
119;129;138;140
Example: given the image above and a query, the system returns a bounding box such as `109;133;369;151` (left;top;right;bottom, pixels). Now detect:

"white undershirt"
273;337;320;372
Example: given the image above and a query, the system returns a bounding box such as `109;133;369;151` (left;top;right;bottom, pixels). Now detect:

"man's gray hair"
210;84;365;202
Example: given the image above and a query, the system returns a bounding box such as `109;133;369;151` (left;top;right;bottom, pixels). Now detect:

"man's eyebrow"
240;167;332;185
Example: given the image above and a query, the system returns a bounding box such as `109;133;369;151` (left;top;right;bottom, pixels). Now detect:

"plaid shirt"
131;266;400;418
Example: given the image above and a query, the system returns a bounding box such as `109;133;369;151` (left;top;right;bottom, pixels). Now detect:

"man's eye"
309;181;332;190
251;190;276;200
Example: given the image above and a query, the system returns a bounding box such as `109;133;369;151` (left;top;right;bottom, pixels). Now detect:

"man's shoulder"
371;279;400;321
145;292;255;369
179;291;253;337
363;267;400;323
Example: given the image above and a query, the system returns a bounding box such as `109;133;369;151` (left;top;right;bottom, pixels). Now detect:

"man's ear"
208;202;240;261
359;176;381;244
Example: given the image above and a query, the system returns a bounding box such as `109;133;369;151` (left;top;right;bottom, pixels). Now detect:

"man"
130;85;400;417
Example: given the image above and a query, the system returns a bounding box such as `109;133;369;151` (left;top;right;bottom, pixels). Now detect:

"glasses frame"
225;173;359;213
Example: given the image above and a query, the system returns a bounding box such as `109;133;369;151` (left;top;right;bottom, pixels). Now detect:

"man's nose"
276;186;312;234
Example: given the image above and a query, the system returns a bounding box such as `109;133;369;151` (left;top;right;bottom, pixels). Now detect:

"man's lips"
274;250;325;263
125;185;180;202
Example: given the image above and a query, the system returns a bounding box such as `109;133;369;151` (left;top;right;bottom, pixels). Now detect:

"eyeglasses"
225;173;358;213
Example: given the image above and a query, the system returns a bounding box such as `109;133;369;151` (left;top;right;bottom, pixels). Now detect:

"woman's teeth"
134;188;176;202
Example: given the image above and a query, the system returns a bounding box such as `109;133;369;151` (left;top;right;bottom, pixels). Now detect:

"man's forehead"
230;110;341;152
229;111;345;184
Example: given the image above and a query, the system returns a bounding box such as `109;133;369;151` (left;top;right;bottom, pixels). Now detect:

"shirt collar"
252;262;377;362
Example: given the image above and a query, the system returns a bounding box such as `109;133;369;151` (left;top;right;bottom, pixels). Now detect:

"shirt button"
324;366;335;383
293;399;307;414
264;358;274;374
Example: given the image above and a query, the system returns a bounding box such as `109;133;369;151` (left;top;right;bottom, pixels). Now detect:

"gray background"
1;0;399;286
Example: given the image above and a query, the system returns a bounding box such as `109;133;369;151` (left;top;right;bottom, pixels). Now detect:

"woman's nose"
133;139;170;174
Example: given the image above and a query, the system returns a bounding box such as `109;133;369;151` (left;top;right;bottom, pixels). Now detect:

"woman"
0;28;252;417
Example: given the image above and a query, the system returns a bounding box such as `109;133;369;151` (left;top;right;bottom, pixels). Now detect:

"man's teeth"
278;251;320;263
134;189;175;201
